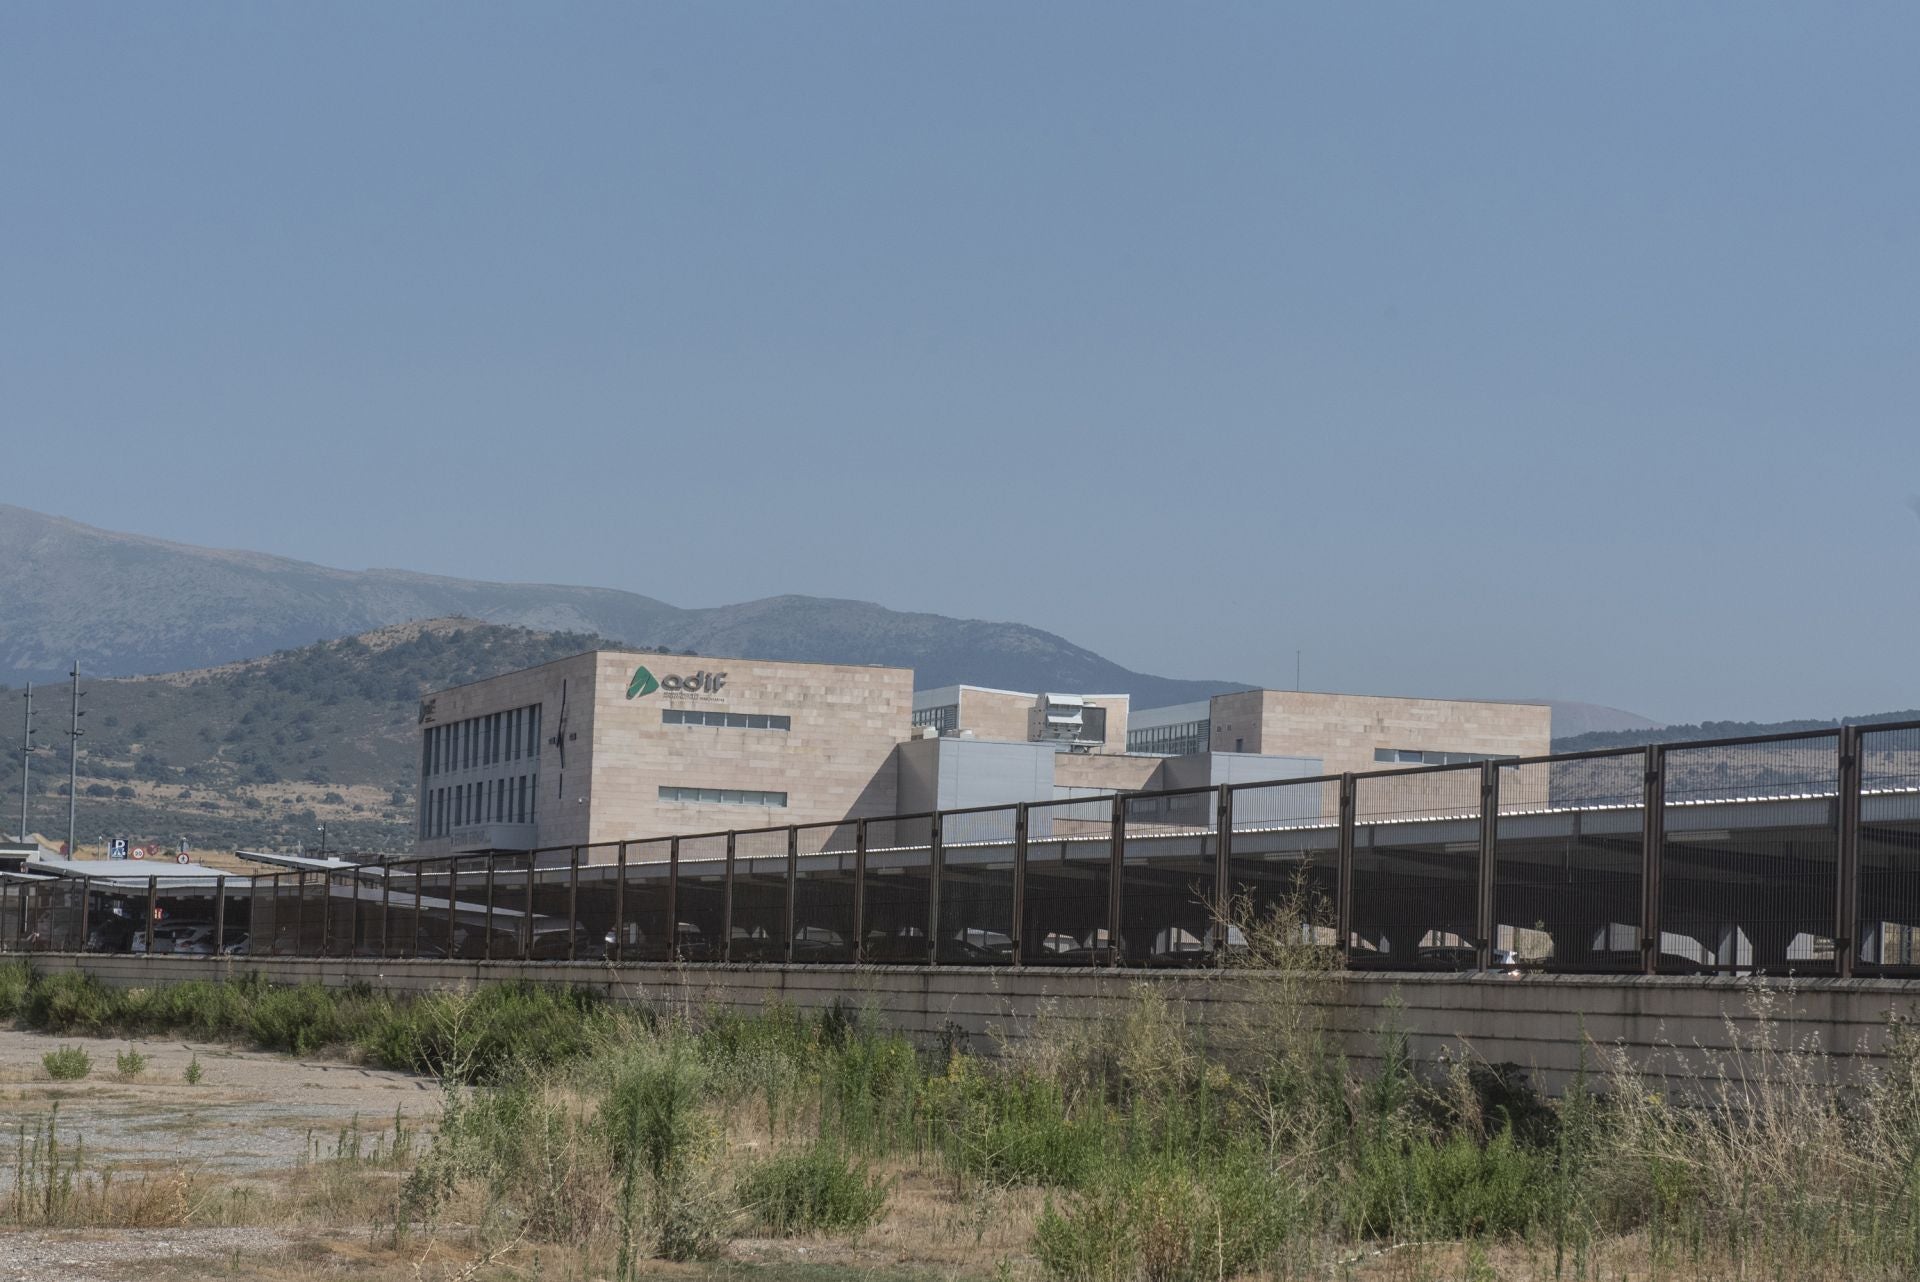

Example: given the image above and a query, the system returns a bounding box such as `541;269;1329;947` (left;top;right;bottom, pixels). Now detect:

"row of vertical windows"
1372;748;1519;766
659;786;788;808
422;773;538;838
911;704;959;733
663;709;792;731
421;704;542;779
1127;720;1211;756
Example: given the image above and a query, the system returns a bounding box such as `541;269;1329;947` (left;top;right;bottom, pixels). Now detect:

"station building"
413;648;1553;856
414;650;911;857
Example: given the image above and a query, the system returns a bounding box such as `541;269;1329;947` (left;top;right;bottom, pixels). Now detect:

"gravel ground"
0;1028;440;1176
0;1226;290;1282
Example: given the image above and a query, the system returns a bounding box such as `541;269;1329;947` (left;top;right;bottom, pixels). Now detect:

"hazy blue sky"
4;5;1915;724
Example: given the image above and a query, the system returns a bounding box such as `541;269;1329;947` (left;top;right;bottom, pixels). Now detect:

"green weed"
736;1144;888;1236
42;1045;93;1080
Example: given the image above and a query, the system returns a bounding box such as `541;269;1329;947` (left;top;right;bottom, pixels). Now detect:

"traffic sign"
109;838;127;860
131;847;145;861
176;853;190;866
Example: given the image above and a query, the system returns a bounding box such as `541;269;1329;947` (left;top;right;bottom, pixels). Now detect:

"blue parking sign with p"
109;838;127;860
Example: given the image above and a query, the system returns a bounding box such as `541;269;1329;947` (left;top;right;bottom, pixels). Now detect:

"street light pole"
65;662;83;858
18;683;30;843
318;822;328;859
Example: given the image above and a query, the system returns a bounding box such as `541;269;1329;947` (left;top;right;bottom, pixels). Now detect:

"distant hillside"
1539;701;1662;741
1556;709;1920;753
0;504;1239;708
0;621;610;855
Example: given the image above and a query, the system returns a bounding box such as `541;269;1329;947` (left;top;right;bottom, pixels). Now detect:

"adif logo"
663;670;727;694
626;666;727;699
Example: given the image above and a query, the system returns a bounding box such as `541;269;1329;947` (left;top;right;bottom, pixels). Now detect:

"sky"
3;4;1916;725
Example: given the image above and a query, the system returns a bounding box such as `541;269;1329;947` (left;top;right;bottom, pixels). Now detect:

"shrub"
23;971;118;1035
357;982;610;1082
42;1045;92;1080
1033;1159;1295;1282
184;1054;204;1085
0;959;29;1019
601;1039;721;1264
115;1046;148;1077
247;983;341;1055
1345;1125;1551;1240
931;1057;1106;1188
736;1144;888;1236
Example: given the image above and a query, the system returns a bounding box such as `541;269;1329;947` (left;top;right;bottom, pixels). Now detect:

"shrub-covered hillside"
0;619;624;855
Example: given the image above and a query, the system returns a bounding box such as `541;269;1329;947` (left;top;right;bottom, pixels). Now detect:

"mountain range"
0;504;1238;708
0;503;1660;736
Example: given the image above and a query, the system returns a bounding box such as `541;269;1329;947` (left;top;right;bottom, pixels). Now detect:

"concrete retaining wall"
28;954;1920;1095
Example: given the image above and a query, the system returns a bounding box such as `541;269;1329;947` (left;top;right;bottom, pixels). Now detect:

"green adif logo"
626;664;727;698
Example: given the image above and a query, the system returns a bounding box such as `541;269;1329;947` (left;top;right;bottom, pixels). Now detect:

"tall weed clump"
358;982;611;1081
21;971;119;1035
601;1037;722;1268
736;1143;888;1236
0;959;30;1019
246;982;342;1055
1033;1156;1297;1282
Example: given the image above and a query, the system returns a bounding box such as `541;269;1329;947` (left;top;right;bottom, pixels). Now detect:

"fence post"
848;821;864;959
320;866;334;957
1837;724;1863;977
1476;761;1499;970
665;837;680;961
927;811;944;965
722;831;737;963
145;875;158;956
1012;804;1028;968
484;856;498;961
568;845;581;963
522;856;535;959
784;825;798;964
292;870;307;956
612;842;628;964
409;865;424;959
1640;745;1666;976
1336;774;1356;965
1108;794;1126;967
1213;787;1233;964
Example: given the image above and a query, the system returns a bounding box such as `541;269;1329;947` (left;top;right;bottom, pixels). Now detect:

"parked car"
84;916;136;953
130;920;214;955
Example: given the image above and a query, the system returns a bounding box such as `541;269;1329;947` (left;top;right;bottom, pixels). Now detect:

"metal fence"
11;720;1920;976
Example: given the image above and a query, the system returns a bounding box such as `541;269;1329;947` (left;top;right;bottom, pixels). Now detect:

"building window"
663;709;792;731
1127;720;1210;756
1372;748;1520;767
912;704;959;734
659;785;788;808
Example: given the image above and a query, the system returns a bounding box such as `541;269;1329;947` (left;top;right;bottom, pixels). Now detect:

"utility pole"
66;662;83;858
18;683;30;842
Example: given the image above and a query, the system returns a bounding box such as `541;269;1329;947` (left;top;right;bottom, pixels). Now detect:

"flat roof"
428;648;914;698
1136;688;1552;716
913;684;1130;709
